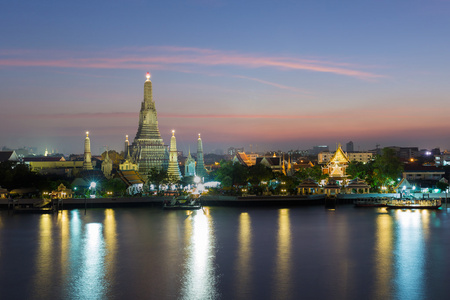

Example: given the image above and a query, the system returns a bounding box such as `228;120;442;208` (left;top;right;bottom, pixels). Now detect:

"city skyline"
1;1;450;154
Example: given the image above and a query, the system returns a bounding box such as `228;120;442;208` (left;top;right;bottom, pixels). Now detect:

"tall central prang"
130;72;167;175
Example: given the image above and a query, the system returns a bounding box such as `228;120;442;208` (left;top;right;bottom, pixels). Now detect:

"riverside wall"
1;193;448;210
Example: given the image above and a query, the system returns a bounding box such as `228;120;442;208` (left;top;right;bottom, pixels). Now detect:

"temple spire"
196;133;207;180
167;130;181;180
124;134;129;159
83;131;93;170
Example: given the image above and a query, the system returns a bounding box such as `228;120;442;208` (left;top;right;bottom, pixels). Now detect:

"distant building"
0;151;20;162
401;165;446;190
255;155;283;173
402;165;445;181
24;156;83;176
232;151;261;167
346;141;354;152
228;147;244;156
50;184;73;199
385;146;420;161
309;145;329;156
435;151;450;167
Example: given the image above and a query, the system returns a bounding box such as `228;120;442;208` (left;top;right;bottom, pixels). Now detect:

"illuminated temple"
322;144;349;181
129;73;167;175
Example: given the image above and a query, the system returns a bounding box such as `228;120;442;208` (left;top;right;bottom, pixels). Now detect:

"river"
1;205;450;299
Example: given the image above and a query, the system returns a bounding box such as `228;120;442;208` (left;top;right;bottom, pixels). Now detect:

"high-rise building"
196;134;207;179
167;130;181;180
83;131;93;170
130;72;166;175
346;141;354;153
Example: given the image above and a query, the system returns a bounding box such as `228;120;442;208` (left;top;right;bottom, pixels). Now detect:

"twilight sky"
1;0;449;155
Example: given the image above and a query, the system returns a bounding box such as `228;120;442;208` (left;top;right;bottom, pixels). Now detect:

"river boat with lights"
386;198;442;209
163;195;202;210
354;197;389;207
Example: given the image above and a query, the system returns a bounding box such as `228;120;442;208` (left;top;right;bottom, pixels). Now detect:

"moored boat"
386;199;442;209
163;195;202;210
354;197;389;207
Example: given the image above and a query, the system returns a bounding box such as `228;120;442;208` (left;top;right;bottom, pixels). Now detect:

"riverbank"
1;192;446;210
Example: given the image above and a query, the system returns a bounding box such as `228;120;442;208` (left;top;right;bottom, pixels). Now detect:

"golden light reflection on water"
332;211;352;299
234;212;252;299
58;210;70;281
374;209;393;299
104;209;117;281
273;209;291;300
33;214;53;299
181;211;218;300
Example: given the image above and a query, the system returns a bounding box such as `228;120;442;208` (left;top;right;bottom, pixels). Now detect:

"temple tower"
185;146;196;177
124;135;130;159
102;149;113;179
196;134;207;179
130;72;166;175
83;131;93;170
167;130;181;180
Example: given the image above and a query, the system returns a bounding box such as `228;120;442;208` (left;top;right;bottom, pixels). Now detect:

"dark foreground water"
1;205;450;300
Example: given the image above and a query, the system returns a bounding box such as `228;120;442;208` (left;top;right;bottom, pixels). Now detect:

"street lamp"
90;182;97;198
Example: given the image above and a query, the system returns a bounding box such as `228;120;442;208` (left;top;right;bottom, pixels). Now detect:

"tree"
346;161;369;180
247;163;273;195
103;178;127;195
248;164;273;186
295;165;326;182
213;160;249;188
273;173;299;195
369;148;403;191
147;168;168;192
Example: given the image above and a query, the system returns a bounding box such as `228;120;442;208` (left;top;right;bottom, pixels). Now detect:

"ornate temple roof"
297;178;320;188
329;144;350;164
117;170;146;186
345;177;370;188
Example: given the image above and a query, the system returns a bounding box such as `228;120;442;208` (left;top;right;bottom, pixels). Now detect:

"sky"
1;0;449;155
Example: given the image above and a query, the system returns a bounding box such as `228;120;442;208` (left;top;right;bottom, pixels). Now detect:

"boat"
163;195;202;210
354;197;389;207
386;198;442;209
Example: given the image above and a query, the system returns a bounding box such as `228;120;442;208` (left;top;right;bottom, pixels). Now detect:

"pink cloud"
0;46;384;80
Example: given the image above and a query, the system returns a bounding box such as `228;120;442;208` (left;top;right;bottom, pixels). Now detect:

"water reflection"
181;211;218;300
273;209;291;300
78;223;106;299
58;210;70;283
104;209;117;282
374;209;393;299
393;209;428;300
33;214;53;299
235;212;252;299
